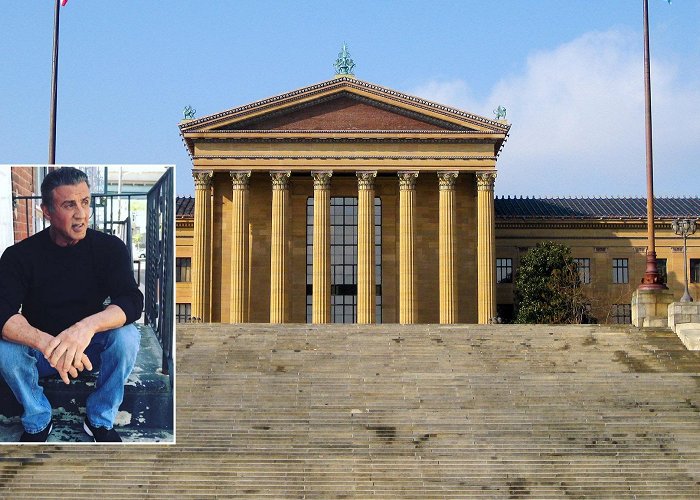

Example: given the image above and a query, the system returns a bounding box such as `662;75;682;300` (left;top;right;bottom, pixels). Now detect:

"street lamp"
672;218;697;302
638;0;666;291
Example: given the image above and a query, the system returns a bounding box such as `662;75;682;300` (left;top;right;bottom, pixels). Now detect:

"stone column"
357;171;377;324
270;171;291;323
230;171;251;323
398;171;418;324
477;172;497;324
438;172;458;324
191;170;213;322
312;171;332;324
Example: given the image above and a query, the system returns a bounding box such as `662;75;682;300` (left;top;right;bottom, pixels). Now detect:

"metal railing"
144;169;174;381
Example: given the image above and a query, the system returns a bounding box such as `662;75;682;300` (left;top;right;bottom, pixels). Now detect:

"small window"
496;258;513;284
656;258;667;284
574;258;591;284
611;304;631;324
176;303;191;323
612;258;629;284
691;259;700;283
176;257;191;283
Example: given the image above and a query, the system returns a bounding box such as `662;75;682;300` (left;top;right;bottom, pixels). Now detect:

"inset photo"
0;165;174;444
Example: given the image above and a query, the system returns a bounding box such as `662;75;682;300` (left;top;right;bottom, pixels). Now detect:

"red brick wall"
236;96;451;131
11;167;36;243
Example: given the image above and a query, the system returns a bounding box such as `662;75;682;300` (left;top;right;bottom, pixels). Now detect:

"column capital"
437;171;458;190
398;171;419;190
193;170;213;189
270;171;291;190
312;171;333;189
356;171;377;190
230;170;251;190
476;172;497;191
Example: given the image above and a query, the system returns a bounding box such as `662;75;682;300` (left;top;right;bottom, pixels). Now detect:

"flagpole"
639;0;666;291
48;0;61;164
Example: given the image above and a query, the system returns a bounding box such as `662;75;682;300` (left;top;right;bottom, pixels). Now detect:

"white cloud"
410;79;479;114
411;30;700;197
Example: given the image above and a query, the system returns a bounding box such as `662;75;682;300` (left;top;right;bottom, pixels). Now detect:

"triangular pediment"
215;93;467;132
180;78;509;135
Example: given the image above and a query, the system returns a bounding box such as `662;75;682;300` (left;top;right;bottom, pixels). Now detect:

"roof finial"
333;42;356;78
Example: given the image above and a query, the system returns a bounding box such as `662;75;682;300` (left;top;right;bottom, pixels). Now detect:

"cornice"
193;154;497;161
192;135;501;146
495;219;672;231
192;130;502;137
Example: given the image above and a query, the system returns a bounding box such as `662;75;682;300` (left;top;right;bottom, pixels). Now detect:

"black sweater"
0;228;144;337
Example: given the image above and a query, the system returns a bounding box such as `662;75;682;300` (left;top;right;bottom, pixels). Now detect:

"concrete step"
1;323;700;497
0;323;173;443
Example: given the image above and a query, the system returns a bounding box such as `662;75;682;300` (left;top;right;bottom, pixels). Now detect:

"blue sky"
1;1;698;197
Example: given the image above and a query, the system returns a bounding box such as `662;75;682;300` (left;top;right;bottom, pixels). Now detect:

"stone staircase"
1;323;700;498
0;323;173;443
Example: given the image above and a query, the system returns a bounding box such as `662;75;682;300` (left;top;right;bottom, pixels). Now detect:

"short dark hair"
41;167;91;212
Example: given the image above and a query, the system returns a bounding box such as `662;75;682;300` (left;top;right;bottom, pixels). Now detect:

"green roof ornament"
333;43;356;78
493;105;507;121
183;105;196;120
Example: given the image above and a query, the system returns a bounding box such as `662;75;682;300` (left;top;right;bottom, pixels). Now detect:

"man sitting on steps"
0;167;143;443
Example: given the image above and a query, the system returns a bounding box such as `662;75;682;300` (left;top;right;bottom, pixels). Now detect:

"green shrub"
514;242;593;324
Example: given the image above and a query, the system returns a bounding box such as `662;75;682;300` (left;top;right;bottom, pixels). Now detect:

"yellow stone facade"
176;78;700;326
177;77;509;324
494;217;700;324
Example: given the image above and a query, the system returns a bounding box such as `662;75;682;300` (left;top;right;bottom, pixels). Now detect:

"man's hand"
51;351;93;384
2;313;97;385
43;320;95;378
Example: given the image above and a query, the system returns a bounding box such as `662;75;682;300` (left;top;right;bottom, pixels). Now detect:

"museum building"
176;76;700;325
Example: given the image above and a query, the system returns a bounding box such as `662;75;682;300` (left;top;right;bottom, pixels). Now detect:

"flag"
61;0;68;6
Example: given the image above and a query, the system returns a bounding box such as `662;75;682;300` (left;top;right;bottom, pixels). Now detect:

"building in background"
174;76;698;326
178;77;509;325
494;197;700;323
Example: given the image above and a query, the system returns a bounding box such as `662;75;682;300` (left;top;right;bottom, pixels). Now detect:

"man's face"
42;182;91;247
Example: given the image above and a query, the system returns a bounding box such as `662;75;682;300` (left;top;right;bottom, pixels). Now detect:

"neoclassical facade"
178;77;510;324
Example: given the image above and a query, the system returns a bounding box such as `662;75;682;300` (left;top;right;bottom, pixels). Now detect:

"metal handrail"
144;169;174;382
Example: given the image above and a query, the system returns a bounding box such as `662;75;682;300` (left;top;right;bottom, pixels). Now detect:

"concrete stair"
2;323;700;498
0;323;173;443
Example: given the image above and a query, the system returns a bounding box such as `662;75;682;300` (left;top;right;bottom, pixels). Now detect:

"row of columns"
190;169;497;324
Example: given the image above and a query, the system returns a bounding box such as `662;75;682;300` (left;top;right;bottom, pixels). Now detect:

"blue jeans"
0;324;140;433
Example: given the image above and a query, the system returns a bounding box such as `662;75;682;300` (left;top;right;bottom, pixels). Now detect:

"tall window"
691;259;700;283
496;258;513;284
176;303;191;323
611;304;631;324
574;258;591;284
657;258;667;284
176;257;191;282
306;197;382;323
612;258;629;284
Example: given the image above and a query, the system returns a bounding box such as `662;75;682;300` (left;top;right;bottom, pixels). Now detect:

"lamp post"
672;219;697;302
638;0;667;291
48;0;62;164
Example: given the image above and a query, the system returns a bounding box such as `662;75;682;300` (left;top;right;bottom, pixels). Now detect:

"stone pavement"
1;323;700;498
